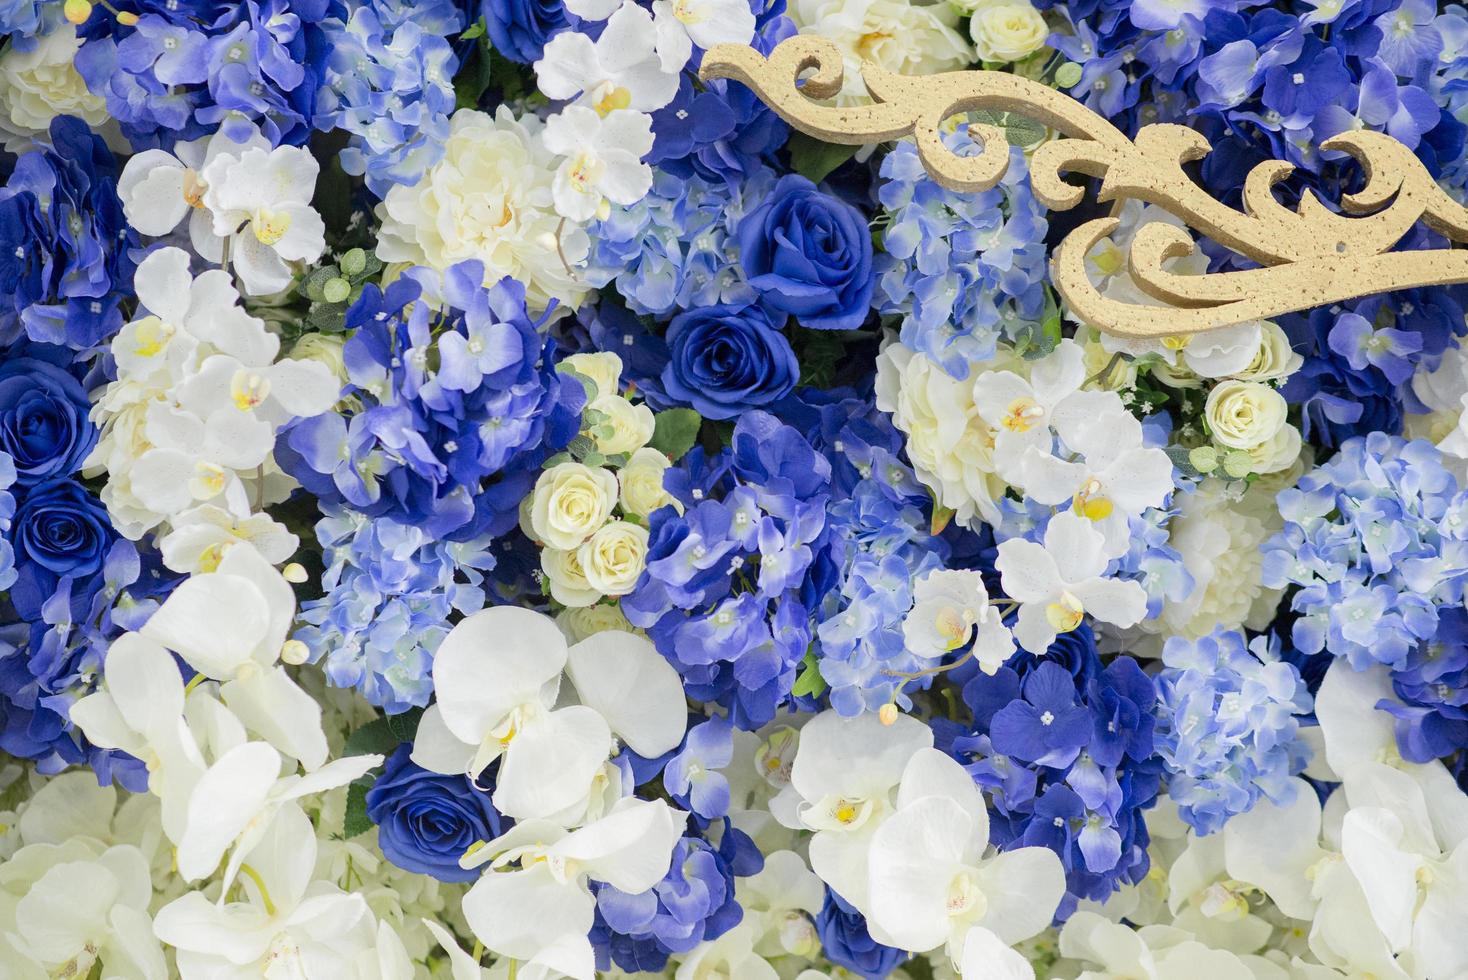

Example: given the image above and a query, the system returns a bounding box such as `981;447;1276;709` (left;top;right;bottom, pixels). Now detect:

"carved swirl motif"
699;36;1468;339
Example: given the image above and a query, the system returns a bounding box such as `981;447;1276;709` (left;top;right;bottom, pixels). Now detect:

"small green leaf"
454;36;493;111
339;248;367;277
567;434;597;459
788;132;858;184
1002;115;1047;148
459;16;486;39
791;649;828;699
323;277;351;303
344;778;374;838
1054;62;1083;88
650;408;702;461
343;707;423;759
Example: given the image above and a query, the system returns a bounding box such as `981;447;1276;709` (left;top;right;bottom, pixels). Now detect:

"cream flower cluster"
522;351;679;606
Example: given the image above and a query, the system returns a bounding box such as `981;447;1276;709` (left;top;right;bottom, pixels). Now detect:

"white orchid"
902;569;1015;674
995;512;1149;652
651;0;757;72
534;2;680;114
412;610;686;821
200;144;327;295
865;748;1066;963
158;503;299;574
459;797;684;978
782;709;933;911
117;124;269;254
675;920;780;980
738;850;826;957
4;843;166;980
971;339;1091;467
140;542;330;767
154;803;381;978
1017;403;1176;557
543;106;654;222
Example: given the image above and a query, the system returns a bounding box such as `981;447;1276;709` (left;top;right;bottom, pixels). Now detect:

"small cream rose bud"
280;639;310;665
282;562;308;584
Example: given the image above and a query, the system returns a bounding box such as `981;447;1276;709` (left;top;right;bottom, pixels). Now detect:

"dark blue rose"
816;889;909;979
0;354;96;485
366;744;505;882
481;0;569;64
738;173;873;331
661;302;797;420
12;479;111;580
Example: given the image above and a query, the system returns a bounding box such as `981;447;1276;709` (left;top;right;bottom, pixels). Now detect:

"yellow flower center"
131;315;174;358
1001;397;1045;432
252;207;291;246
230;370;271;411
592;83;632;116
1044;591;1084;633
1072;477;1113;521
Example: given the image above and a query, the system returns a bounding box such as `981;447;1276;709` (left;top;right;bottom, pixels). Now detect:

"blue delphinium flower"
294;505;498;712
592;824;761;973
278;261;584;540
1380;608;1468;763
1262;433;1468;671
0;117;136;351
664;715;735;820
815;889;909;979
1152;628;1313;836
316;0;463;197
874;132;1049;379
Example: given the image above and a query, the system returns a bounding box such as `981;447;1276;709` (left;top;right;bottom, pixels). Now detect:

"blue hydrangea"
76;0;328;148
0;451;15;593
874;133;1049;380
1381;608;1468;763
0;117;136;351
592;825;762;973
0;0;62;47
816;889;909;979
584;167;772;320
1262;433;1468;671
1152;628;1313;836
954;627;1163;907
277;262;584;540
316;0;463;197
294;506;497;713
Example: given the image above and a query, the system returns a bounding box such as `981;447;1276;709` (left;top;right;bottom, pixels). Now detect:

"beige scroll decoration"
699;36;1468;339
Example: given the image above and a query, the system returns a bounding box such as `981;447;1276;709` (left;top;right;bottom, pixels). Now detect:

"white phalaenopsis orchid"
543;106;654;222
534;2;680;114
459;797;684;978
995;512;1148;653
117;124;269;254
780;709;932;911
865;748;1066;963
412;608;686;821
158;503;299;573
737;850;826;958
902;569;1015;674
141;542;330;767
650;0;757;72
971;339;1090;467
154;803;390;978
1018;402;1176;557
200;144;327;295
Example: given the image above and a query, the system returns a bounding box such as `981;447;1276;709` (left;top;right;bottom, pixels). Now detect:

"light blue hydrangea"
1262;433;1468;670
1153;628;1313;836
316;0;463;197
585;167;774;318
874;129;1050;379
294;506;497;713
0;450;15;592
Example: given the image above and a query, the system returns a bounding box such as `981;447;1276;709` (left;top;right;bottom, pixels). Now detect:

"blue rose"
481;0;569;63
738;174;873;331
366;744;505;882
0;354;96;486
12;479;111;580
661;302;798;420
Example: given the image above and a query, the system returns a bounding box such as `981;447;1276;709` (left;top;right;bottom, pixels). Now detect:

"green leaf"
791;649;828;699
567;434;597;459
459;16;486;39
343;707;423;758
344;778;374;838
454;37;493;111
1054;61;1083;88
1002;115;1047;148
649;408;702;461
788;132;858;184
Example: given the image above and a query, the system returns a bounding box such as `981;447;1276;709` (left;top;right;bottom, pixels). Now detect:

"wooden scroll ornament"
699;36;1468;339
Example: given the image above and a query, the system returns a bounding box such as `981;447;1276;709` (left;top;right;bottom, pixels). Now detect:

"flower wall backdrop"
0;0;1467;977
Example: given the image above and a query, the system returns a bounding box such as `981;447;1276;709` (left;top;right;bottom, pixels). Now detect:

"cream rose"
968;0;1048;63
290;334;348;385
578;520;650;597
542;547;601;607
529;462;617;549
1204;380;1287;450
588;395;655;457
556;603;639;644
0;28;109;151
561;351;624;400
1233;321;1303;383
376;107;589;313
1244;422;1302;475
618;447;680;519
